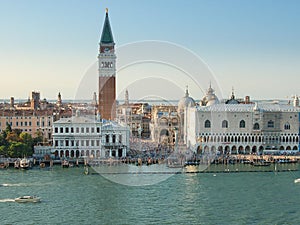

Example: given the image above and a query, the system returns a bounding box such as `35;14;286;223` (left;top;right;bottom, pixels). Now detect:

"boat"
294;178;300;183
20;158;31;169
61;160;69;168
84;166;89;175
184;161;208;173
251;161;271;167
0;161;9;169
15;196;40;203
14;159;20;169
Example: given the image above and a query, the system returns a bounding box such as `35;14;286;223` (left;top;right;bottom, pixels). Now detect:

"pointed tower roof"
100;8;114;44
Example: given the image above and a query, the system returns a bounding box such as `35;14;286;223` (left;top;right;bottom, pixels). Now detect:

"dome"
200;84;219;106
178;88;196;112
225;90;239;104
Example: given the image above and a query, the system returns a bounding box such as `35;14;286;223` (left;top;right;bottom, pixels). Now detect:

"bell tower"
98;8;116;120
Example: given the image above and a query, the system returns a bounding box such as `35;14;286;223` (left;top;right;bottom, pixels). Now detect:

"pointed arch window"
222;120;228;128
284;123;290;130
239;120;246;128
204;120;211;128
253;123;260;130
267;120;274;128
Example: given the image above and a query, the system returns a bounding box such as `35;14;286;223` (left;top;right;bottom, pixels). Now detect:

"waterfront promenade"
1;154;300;173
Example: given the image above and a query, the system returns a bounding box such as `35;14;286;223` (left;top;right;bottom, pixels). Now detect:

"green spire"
100;9;114;44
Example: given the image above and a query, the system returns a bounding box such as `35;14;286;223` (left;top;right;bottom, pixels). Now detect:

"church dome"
200;84;219;106
178;88;196;112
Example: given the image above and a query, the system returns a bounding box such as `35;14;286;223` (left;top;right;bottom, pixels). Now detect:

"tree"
33;130;44;146
7;141;29;158
6;131;20;142
0;145;7;157
20;132;33;147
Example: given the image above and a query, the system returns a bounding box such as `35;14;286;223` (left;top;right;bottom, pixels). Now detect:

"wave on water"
0;199;15;203
1;182;54;187
1;183;27;187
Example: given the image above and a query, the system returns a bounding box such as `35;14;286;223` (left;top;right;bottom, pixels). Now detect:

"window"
55;127;58;133
86;140;89;146
253;123;260;130
96;140;100;146
97;127;100;133
91;140;94;146
29;122;31;126
267;120;274;128
65;127;69;133
112;135;116;143
37;121;39;126
119;135;122;143
71;127;74;133
222;120;228;128
91;127;95;133
25;121;27;126
76;127;79;133
284;123;290;130
240;120;246;128
81;140;84;146
81;127;84;133
204;120;211;128
60;127;63;133
65;140;69;146
106;135;109;143
86;127;89;133
55;140;58;147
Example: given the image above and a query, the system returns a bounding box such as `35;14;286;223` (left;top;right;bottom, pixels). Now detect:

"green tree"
7;141;29;158
0;145;7;157
33;130;44;145
20;132;33;147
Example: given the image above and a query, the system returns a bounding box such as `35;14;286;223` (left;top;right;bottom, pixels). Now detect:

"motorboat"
15;196;40;203
294;178;300;183
20;158;31;169
184;161;208;173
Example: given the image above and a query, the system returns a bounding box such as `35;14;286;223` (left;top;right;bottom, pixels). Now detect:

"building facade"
51;114;130;159
150;105;180;148
186;98;300;155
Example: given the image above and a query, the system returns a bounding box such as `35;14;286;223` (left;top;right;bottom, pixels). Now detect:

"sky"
0;0;300;101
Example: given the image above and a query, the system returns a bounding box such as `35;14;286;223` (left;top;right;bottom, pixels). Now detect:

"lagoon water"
1;166;300;225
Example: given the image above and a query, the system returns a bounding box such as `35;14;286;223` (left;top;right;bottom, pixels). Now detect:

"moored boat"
20;158;31;169
14;159;20;169
251;161;271;167
61;160;69;168
15;196;40;203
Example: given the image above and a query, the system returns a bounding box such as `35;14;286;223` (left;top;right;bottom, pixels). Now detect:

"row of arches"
199;134;299;144
198;145;299;155
53;149;126;159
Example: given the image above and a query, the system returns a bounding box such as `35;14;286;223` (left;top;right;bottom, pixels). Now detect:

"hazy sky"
0;0;299;101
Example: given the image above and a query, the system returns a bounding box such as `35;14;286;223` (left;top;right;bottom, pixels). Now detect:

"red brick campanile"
98;8;116;120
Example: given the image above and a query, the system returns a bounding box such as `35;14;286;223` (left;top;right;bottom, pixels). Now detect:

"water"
1;166;300;225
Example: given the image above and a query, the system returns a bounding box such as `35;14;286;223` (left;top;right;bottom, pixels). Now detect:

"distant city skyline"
1;0;299;101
